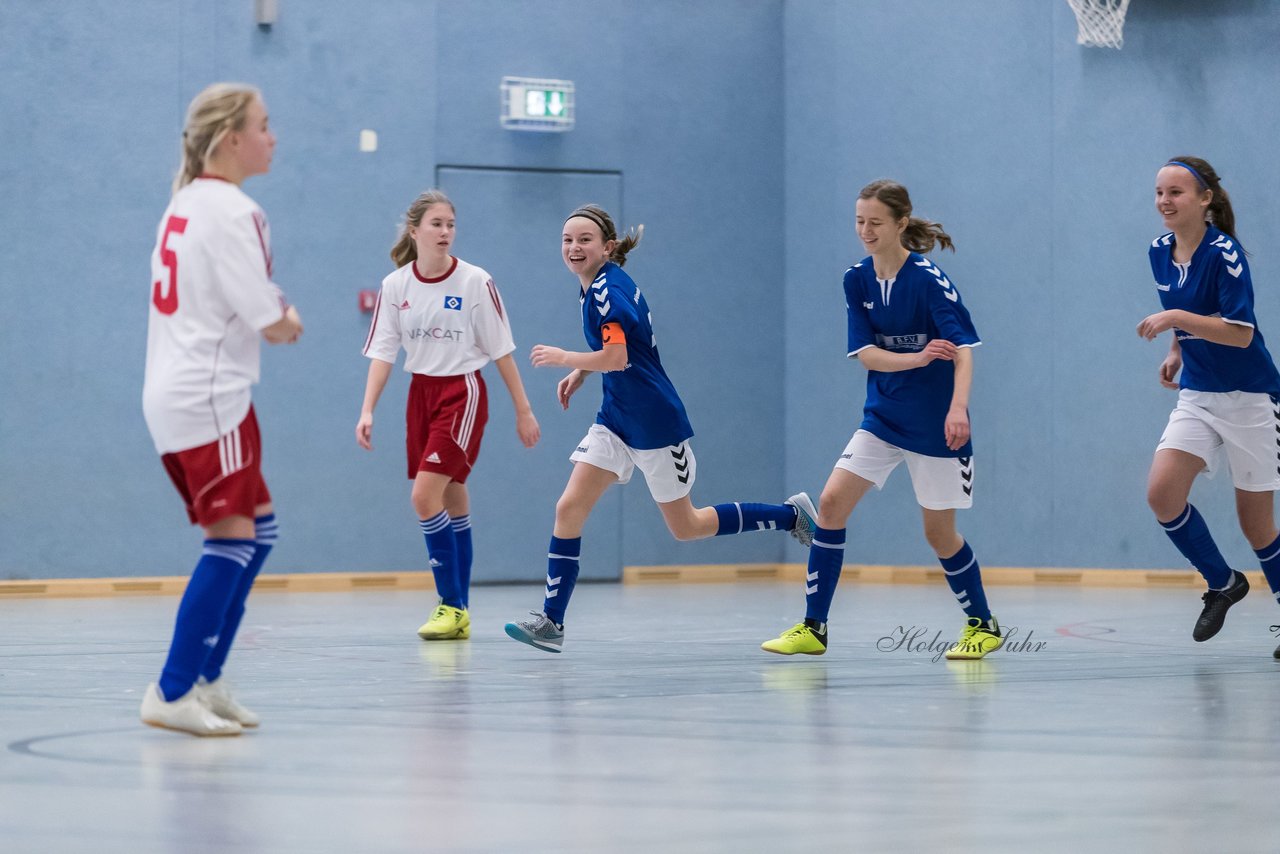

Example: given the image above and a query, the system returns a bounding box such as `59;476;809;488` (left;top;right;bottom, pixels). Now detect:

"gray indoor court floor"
3;581;1280;854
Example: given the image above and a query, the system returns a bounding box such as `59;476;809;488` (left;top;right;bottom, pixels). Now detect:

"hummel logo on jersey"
863;301;874;310
444;295;462;310
396;300;410;310
426;452;442;463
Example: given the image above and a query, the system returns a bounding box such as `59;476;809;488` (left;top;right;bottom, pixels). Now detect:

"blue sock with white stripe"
940;540;990;621
543;536;581;626
201;515;277;683
452;515;473;609
713;502;797;535
804;527;846;625
158;539;255;702
1254;532;1280;606
420;512;463;609
1159;504;1233;589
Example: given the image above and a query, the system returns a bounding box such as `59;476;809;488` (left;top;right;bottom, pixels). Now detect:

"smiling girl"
1139;156;1280;653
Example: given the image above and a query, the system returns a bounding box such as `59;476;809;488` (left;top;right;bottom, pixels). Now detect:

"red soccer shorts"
406;371;489;484
160;407;271;526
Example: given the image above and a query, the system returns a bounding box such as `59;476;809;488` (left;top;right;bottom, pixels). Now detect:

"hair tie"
1167;160;1208;190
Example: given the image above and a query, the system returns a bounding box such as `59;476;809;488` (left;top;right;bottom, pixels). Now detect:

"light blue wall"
4;1;1279;580
0;0;786;579
784;0;1280;569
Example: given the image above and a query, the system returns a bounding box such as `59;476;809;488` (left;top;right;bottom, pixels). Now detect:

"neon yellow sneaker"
944;616;1003;660
417;604;470;640
761;620;828;655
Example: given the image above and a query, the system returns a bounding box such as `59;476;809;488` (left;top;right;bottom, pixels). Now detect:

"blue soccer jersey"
1149;227;1280;395
844;253;981;458
580;262;693;450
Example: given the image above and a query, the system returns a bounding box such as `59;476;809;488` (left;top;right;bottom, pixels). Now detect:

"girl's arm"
944;346;973;451
856;339;957;373
492;354;541;448
356;358;394;450
531;342;629;373
1136;309;1253;348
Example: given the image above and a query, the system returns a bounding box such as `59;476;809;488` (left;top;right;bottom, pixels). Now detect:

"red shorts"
160;407;271;526
406;372;488;483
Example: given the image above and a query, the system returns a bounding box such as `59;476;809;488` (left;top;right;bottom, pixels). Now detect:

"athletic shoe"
761;619;828;655
504;611;564;653
417;604;470;640
1270;625;1280;660
785;493;818;547
945;616;1004;660
1192;571;1249;642
196;677;260;728
140;683;242;737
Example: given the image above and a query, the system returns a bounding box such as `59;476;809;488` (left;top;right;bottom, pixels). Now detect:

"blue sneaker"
785;492;818;547
505;611;564;653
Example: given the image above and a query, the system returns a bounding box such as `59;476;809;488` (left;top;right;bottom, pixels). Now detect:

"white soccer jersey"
143;178;286;454
362;257;516;375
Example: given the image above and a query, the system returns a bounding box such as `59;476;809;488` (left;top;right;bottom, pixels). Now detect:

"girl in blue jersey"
762;180;1002;660
1139;156;1280;655
505;204;817;652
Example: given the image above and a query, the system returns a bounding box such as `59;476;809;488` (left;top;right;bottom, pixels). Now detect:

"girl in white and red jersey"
140;83;303;737
358;190;541;640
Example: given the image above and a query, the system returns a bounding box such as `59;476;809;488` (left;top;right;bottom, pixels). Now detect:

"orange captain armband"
601;322;626;346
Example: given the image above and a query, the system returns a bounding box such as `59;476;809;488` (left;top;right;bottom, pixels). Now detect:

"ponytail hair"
1166;155;1242;251
173;83;261;194
390;189;456;268
857;179;954;253
566;204;644;267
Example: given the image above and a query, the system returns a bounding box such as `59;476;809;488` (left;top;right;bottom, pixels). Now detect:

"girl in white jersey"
1139;156;1280;655
504;204;817;653
760;180;1002;660
358;190;541;640
140;83;303;737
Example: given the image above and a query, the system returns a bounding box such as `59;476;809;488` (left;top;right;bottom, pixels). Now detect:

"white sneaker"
140;683;242;737
196;677;261;728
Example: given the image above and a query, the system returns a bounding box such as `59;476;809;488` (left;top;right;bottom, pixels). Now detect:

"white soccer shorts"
1157;389;1280;491
569;423;696;503
834;429;974;510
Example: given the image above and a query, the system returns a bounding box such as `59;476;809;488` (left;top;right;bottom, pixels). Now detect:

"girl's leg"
1238;490;1280;626
1148;449;1234;588
921;508;991;623
762;468;874;655
505;463;617;652
444;482;472;608
413;471;464;610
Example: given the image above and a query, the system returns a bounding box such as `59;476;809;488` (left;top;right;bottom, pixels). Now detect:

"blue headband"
1167;160;1208;190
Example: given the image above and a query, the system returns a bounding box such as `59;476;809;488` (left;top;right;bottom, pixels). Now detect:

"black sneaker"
1192;571;1249;642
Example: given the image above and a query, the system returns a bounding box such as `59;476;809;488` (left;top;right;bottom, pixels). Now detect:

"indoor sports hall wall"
783;0;1280;570
0;0;786;579
3;1;1279;581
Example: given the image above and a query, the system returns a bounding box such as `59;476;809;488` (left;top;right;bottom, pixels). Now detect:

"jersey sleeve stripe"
362;289;383;354
1222;318;1255;329
251;212;273;278
848;344;875;358
486;279;505;321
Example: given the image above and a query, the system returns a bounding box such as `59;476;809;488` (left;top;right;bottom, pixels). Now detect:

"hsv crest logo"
444;295;463;310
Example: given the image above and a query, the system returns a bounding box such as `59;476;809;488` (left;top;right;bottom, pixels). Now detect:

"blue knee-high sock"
1160;504;1233;589
543;535;581;626
201;515;277;683
713;502;797;535
452;515;473;609
940;540;991;621
420;512;462;609
1254;532;1280;606
158;539;255;702
804;527;846;624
